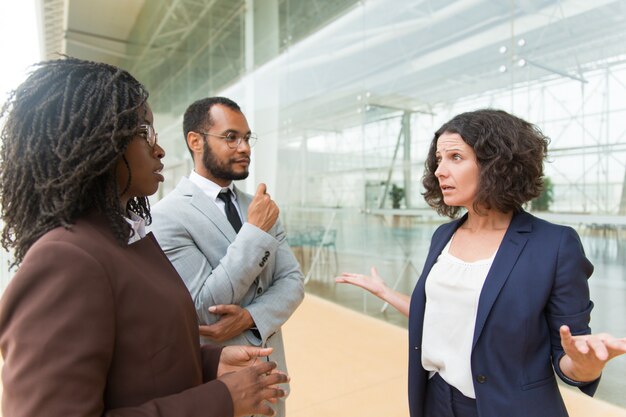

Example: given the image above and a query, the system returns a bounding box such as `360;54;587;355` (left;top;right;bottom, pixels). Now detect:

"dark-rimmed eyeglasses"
198;131;257;149
138;124;158;148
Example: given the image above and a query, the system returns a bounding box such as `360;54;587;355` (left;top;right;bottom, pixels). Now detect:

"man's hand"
247;183;279;232
218;345;273;376
220;361;289;417
199;304;254;342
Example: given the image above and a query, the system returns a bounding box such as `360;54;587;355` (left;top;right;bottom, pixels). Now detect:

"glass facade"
147;2;626;406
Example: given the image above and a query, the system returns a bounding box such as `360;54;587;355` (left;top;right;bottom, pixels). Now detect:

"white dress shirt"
125;211;146;244
189;171;243;222
421;236;496;398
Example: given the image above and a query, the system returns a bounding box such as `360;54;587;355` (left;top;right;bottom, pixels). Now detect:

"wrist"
377;285;392;300
560;354;601;382
243;308;255;329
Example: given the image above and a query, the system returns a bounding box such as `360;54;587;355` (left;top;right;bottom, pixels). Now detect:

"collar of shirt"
189;170;237;204
125;211;146;244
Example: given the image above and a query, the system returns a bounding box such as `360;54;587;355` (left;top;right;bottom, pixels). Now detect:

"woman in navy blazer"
338;109;626;417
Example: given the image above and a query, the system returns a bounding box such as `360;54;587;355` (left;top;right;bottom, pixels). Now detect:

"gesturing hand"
220;361;289;417
247;183;279;232
559;325;626;382
199;304;254;342
218;345;273;376
335;266;411;317
335;266;388;298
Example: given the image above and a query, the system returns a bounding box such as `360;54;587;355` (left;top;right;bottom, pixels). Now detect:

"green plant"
389;184;405;209
531;176;554;212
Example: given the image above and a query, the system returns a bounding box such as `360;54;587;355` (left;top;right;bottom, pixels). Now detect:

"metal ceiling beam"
149;2;245;106
130;0;221;74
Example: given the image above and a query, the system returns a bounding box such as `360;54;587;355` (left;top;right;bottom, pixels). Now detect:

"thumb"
209;304;231;314
246;346;273;358
371;266;379;277
255;183;267;197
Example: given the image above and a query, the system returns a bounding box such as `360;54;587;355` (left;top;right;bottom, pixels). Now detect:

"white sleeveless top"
421;236;496;398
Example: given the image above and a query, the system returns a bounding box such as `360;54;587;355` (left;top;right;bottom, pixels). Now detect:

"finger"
265;370;288;378
261;387;286;401
208;305;222;314
263;371;290;386
371;266;379;277
198;325;217;337
604;337;626;354
588;337;609;361
256;183;267;197
209;304;238;314
335;276;359;285
254;360;278;375
574;339;590;354
335;275;353;284
254;401;276;417
560;325;573;346
244;346;273;358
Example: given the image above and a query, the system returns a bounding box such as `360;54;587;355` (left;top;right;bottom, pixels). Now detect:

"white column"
242;0;280;195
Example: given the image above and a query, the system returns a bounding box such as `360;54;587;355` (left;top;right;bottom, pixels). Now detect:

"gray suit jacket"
149;176;304;377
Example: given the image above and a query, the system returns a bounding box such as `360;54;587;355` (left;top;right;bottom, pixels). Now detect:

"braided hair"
0;57;151;267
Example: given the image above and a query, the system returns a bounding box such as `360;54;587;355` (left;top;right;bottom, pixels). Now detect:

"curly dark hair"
422;109;549;218
182;96;241;158
0;57;151;266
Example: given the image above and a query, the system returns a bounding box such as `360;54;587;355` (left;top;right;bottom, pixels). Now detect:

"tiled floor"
283;294;626;417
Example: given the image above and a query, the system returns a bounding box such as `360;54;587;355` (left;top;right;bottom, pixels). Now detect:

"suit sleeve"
0;240;233;417
244;218;305;342
544;226;600;395
200;344;224;382
150;204;280;315
150;195;304;344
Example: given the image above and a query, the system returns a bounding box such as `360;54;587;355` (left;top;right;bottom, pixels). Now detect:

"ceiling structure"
263;0;626;135
39;0;360;113
39;0;626;136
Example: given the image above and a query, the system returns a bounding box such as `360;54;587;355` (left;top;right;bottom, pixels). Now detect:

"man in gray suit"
149;97;305;417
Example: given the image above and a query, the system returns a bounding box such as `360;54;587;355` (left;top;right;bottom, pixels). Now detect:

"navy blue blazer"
408;210;599;417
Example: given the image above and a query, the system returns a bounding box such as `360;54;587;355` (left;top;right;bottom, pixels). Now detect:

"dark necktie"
217;189;242;233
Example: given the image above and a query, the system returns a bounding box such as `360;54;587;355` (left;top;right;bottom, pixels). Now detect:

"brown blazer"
0;214;233;417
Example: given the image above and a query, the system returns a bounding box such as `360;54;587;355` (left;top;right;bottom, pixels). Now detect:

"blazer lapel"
472;210;532;348
424;215;466;276
178;177;238;242
233;185;250;220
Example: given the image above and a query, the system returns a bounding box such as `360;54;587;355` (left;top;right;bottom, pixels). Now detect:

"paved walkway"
283;294;626;417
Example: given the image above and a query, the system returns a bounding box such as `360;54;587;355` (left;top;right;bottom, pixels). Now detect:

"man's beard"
202;139;249;181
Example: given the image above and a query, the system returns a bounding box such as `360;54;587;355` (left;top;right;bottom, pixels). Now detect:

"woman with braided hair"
0;57;287;417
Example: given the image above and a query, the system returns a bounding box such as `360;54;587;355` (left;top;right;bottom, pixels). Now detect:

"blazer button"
414;346;420;350
257;287;263;295
476;375;487;384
